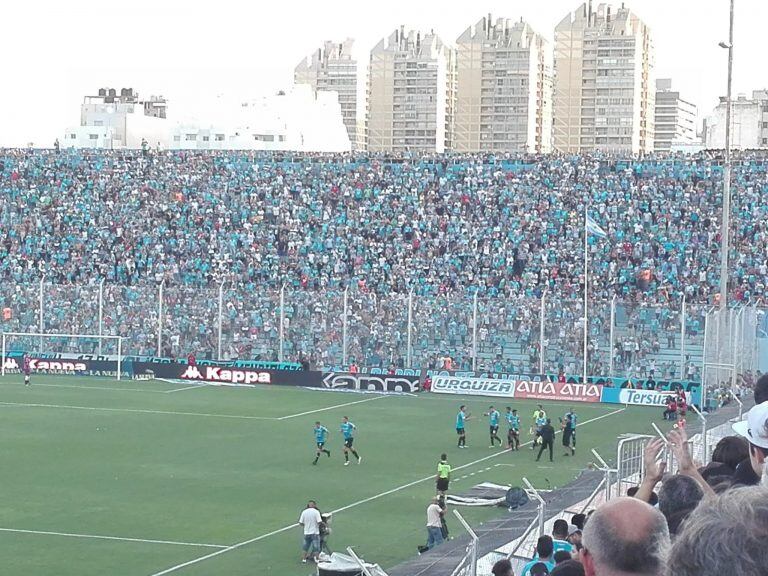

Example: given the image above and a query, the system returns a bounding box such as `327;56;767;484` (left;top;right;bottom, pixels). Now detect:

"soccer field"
0;375;665;576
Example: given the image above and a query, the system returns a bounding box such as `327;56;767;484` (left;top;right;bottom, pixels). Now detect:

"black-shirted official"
536;419;556;463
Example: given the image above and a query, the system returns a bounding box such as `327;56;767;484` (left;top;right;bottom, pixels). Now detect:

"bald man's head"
582;497;669;576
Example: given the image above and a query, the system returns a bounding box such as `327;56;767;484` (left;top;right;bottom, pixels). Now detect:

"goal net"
1;332;124;380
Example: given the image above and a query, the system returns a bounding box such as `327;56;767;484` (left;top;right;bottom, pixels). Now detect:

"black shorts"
456;428;465;435
316;442;326;450
436;478;449;492
490;425;499;435
508;429;519;439
344;438;354;448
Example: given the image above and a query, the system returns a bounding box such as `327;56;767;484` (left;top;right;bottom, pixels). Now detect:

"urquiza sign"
431;375;516;397
321;372;420;393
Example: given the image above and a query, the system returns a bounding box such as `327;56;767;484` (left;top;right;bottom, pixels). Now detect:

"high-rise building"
295;39;358;149
554;2;654;154
704;90;768;149
367;27;455;153
454;16;552;153
654;79;698;152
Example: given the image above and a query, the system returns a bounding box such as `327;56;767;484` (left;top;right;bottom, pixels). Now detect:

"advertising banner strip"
321;372;420;393
431;375;603;403
431;375;517;398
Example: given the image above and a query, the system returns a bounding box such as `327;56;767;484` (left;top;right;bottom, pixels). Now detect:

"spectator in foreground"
521;535;555;576
699;435;748;487
667;487;768;576
553;550;572;564
552;519;575;554
581;497;669;576
425;497;444;549
730;378;768;486
551;560;585;576
570;513;586;530
491;558;514;576
657;475;703;536
732;400;768;486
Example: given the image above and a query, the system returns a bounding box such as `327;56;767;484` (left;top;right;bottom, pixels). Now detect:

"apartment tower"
367;27;455;153
554;2;654;153
455;16;552;153
295;39;359;149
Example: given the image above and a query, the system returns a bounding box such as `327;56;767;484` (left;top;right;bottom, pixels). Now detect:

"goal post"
1;332;124;380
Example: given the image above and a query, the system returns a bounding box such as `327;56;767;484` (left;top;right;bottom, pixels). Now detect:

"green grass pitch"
0;374;667;576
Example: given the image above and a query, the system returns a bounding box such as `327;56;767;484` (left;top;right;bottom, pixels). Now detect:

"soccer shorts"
316;442;326;450
508;429;519;441
456;427;465;435
436;478;449;492
490;425;499;435
344;438;354;448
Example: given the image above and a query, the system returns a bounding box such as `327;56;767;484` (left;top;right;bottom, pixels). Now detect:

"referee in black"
535;419;555;463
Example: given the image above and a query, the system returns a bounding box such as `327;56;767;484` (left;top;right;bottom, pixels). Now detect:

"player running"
531;405;547;449
23;353;31;386
340;416;361;466
506;407;521;450
456;405;470;448
312;421;331;465
560;408;577;456
484;405;503;448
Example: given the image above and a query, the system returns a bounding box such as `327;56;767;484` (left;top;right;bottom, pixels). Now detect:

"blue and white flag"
585;214;607;238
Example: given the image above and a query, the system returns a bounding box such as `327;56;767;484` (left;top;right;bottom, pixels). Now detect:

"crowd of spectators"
1;149;766;371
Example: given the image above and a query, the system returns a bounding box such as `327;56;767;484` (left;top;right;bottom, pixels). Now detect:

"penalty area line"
0;527;227;548
277;394;389;420
148;406;625;575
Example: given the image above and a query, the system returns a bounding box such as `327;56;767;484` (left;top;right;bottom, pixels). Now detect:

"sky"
1;0;766;147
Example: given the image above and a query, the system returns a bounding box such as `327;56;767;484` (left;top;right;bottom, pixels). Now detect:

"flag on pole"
585;214;607;238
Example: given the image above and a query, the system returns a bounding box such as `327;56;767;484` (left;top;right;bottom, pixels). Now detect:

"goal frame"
1;332;124;380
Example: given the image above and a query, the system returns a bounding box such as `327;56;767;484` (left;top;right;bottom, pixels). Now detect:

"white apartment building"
64;88;169;149
367;27;455;153
554;2;654;154
169;85;351;152
654;79;698;152
704;91;768;149
295;39;361;149
454;16;552;153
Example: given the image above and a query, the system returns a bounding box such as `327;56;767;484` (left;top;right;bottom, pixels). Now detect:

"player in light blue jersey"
340;416;361;466
505;407;521;450
456;405;470;448
484;405;502;448
313;421;331;465
532;405;548;449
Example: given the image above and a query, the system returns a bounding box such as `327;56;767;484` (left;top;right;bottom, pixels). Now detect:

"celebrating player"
506;407;521;450
531;405;547;449
484;405;502;448
456;405;470;448
23;353;31;386
561;408;577;456
312;421;331;465
340;416;361;466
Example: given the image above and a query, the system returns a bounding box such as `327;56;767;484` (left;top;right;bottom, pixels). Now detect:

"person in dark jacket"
536;419;556;462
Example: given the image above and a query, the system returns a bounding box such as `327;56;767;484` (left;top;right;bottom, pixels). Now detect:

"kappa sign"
322;372;420;393
180;365;272;386
2;357;88;373
515;380;603;403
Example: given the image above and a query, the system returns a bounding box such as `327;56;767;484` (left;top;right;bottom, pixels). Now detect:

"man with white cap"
732;400;768;484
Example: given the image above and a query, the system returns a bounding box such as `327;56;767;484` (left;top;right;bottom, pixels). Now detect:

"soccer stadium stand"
1;149;767;376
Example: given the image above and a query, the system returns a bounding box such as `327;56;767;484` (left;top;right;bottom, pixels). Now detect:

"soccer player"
484;405;502;448
312;421;331;465
23;353;31;386
561;410;577;456
340;416;361;465
531;405;547;449
506;407;521;450
456;405;470;448
436;454;451;495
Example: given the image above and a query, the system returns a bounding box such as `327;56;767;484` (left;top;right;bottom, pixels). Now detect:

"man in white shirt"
426;497;444;549
298;500;322;563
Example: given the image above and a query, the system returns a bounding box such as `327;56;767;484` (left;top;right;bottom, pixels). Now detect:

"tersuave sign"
617;389;676;407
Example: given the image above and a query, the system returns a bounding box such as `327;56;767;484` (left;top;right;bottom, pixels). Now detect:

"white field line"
3;382;172;394
165;385;209;394
276;394;389;420
0;402;277;421
148;407;625;575
0;527;227;548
